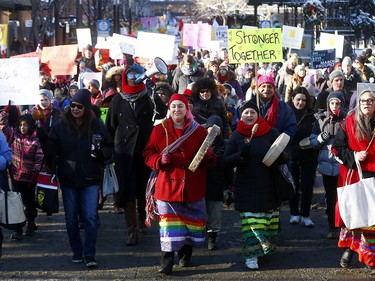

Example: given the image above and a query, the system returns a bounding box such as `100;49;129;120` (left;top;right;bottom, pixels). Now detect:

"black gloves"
91;149;104;160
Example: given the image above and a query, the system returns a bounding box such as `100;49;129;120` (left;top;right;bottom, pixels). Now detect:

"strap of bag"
353;152;364;180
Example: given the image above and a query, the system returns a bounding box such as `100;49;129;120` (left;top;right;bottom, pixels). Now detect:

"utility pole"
113;0;120;34
76;0;82;28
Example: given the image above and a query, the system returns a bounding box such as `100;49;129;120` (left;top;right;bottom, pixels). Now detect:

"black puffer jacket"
289;106;317;163
48;117;113;188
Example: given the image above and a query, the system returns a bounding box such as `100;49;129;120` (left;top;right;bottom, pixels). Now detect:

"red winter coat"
332;113;375;227
143;118;216;202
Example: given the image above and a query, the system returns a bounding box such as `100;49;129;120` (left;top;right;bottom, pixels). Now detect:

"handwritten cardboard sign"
0;57;39;105
228;28;283;63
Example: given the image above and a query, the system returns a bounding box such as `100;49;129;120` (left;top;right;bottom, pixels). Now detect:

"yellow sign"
228;28;283;63
100;107;108;123
0;24;8;45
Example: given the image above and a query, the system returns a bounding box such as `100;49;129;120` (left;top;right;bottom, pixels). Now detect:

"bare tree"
192;0;253;25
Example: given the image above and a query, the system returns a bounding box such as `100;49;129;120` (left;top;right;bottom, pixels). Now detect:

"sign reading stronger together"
228;28;283;63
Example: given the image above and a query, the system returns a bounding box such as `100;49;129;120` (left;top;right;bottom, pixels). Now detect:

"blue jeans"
61;184;99;258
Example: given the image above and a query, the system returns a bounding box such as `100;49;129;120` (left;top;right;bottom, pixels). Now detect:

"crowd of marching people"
1;43;375;275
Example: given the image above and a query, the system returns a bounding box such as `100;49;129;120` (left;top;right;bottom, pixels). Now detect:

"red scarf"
122;81;145;94
121;68;145;94
265;95;279;128
236;116;272;137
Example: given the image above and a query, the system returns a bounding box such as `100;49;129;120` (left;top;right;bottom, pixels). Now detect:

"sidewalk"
1;175;374;280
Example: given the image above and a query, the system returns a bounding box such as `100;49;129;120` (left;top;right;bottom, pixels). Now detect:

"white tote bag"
337;153;375;230
102;164;119;197
0;189;26;229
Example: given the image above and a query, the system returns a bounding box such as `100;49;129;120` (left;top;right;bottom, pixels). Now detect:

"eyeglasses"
127;73;142;79
70;102;84;110
359;98;375;105
199;89;210;94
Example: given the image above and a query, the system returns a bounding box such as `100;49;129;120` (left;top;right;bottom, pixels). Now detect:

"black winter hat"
240;100;260;116
71;89;91;109
327;91;345;106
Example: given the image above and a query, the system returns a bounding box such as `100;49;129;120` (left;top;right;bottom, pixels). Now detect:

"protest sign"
76;28;92;52
100;107;109;123
215;26;228;42
0;57;39;105
228;28;283;63
183;23;212;48
112;33;136;55
0;24;8;46
311;49;336;69
83;72;103;89
316;32;344;58
282;25;304;49
41;44;78;76
134;31;175;62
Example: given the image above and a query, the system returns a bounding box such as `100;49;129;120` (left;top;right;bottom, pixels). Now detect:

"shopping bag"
102;164;119;197
0;189;26;230
273;164;296;203
337;154;375;230
36;172;59;213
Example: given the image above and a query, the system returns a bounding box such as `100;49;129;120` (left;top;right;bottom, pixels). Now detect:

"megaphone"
135;57;168;84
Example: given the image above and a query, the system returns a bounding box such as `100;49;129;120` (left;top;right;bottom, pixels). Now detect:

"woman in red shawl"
332;89;375;275
143;94;216;275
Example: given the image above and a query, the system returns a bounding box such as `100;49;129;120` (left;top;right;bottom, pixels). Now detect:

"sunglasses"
70;102;84;110
199;89;210;94
127;73;142;79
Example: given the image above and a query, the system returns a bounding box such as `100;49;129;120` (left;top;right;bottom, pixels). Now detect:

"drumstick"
161;119;169;154
248;123;259;143
365;128;375;152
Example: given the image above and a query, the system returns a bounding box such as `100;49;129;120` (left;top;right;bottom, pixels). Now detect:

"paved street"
1;175;374;280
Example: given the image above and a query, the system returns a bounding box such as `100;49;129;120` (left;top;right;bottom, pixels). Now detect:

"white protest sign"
282;25;304;49
215;26;228;42
316;32;344;58
76;28;92;52
83;72;103;90
113;33;136;55
134;32;175;61
96;37;123;60
0;57;39;105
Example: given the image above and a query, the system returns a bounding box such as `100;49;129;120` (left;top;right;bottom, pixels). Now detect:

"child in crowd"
0;112;44;239
310;91;346;239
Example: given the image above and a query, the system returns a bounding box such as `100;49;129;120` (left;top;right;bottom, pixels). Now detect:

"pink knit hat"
258;74;276;89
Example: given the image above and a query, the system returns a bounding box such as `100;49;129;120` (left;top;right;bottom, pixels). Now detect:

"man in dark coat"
105;64;167;246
